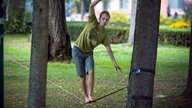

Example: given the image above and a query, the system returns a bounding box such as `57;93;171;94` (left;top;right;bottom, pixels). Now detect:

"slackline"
4;54;84;102
5;54;127;103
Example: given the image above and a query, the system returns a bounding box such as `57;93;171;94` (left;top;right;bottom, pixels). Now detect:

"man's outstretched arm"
105;45;122;72
89;0;102;17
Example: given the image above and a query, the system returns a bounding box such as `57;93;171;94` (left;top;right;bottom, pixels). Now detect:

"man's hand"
115;64;122;72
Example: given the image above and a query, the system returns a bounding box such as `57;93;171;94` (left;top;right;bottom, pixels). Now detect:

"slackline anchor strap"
129;95;153;101
129;67;155;78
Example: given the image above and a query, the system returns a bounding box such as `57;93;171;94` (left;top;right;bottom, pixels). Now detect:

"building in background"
94;0;191;19
24;0;191;21
94;0;132;18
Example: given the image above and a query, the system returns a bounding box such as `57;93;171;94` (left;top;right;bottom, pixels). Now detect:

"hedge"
67;22;191;47
67;21;129;44
159;29;191;47
5;21;190;47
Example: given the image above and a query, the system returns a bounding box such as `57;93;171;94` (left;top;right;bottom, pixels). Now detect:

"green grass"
4;34;189;107
159;25;190;32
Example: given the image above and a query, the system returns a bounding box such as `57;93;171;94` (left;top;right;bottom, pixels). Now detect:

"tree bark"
126;0;161;108
0;0;4;107
48;0;72;62
128;0;137;45
181;20;192;98
28;0;49;107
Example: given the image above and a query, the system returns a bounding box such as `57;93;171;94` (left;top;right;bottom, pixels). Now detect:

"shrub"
67;21;129;44
110;11;129;23
170;21;190;28
67;21;86;41
4;12;28;34
159;29;190;46
106;26;129;44
169;18;191;28
159;17;172;25
160;16;190;29
67;21;191;46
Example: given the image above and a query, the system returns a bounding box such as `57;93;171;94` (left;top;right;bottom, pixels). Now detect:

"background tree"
5;0;26;33
80;0;90;21
48;0;72;62
128;0;138;45
28;0;49;107
80;0;85;21
7;0;25;20
181;2;192;98
126;0;161;108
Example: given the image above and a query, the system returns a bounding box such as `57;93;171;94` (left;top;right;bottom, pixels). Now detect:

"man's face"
99;14;110;26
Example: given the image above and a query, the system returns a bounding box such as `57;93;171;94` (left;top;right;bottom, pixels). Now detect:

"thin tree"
48;0;72;62
128;0;137;45
28;0;49;107
181;23;192;98
126;0;161;108
180;2;192;98
81;0;85;21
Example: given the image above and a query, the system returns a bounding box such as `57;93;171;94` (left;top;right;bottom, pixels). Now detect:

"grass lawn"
4;34;190;108
159;25;191;32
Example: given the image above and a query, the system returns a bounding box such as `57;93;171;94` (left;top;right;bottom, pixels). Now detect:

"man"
72;0;122;103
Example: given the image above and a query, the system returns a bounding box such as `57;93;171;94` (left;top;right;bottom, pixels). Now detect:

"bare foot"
85;97;90;103
88;95;93;102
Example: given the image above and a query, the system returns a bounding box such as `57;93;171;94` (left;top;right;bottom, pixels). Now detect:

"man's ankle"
88;95;93;101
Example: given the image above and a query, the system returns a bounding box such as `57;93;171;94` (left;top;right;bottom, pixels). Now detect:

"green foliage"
183;2;192;22
105;25;129;43
24;11;32;23
160;16;191;29
170;20;190;28
67;21;190;46
67;21;129;43
4;34;189;107
4;12;28;34
160;16;173;25
67;21;86;41
110;11;129;23
159;29;191;46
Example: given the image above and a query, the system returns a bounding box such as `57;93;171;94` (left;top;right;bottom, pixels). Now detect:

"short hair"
99;11;110;19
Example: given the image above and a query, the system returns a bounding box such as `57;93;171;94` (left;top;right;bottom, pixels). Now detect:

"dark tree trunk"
0;0;4;107
48;0;72;62
126;0;161;108
28;0;49;107
181;20;192;98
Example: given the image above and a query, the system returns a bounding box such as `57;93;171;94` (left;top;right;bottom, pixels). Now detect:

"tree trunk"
48;0;72;62
128;0;137;45
181;20;192;98
126;0;161;108
0;0;4;107
28;0;49;107
81;0;85;21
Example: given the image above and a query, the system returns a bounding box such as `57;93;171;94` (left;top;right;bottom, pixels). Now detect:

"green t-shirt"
75;14;110;53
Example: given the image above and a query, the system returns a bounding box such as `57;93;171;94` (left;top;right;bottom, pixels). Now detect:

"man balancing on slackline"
72;0;122;103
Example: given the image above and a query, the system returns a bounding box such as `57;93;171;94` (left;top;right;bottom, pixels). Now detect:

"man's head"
99;11;110;26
